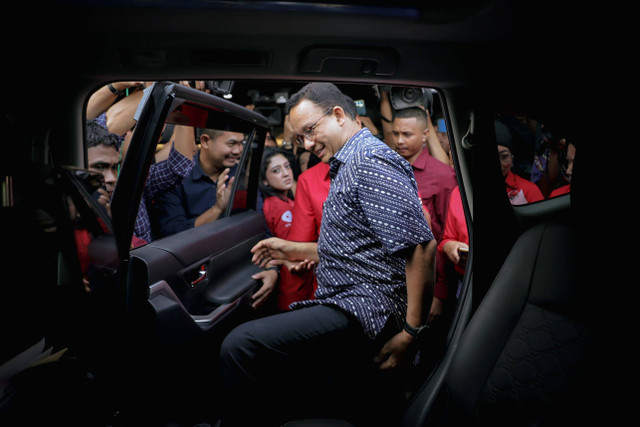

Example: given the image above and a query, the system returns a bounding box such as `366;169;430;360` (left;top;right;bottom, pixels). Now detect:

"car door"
99;81;272;421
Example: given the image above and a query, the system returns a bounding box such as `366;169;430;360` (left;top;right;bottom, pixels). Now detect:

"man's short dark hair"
285;82;357;119
86;119;121;151
393;107;428;128
198;128;225;141
198;128;246;144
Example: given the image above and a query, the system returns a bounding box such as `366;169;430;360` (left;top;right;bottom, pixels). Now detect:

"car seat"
419;218;594;426
402;138;599;425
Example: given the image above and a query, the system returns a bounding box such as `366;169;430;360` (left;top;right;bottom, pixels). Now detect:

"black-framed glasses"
295;107;334;147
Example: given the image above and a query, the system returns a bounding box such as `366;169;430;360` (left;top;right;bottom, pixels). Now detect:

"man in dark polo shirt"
156;128;244;237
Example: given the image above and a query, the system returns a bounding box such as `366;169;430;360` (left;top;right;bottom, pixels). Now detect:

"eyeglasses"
295;107;334;147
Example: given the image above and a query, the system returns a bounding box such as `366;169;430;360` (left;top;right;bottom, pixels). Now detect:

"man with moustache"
391;107;456;243
156;127;245;237
392;107;458;339
219;83;435;426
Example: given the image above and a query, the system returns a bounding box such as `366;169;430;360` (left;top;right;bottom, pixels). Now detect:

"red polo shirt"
411;148;458;301
505;170;544;205
410;148;457;242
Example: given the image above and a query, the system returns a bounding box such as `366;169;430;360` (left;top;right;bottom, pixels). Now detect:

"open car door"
88;82;272;423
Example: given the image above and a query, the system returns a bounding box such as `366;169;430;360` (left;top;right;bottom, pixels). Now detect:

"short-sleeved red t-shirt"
263;195;295;239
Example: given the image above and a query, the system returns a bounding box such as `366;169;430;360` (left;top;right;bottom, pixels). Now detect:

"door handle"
186;263;208;288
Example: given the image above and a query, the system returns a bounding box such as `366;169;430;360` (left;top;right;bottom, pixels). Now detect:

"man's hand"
251;237;291;268
179;80;210;93
284;259;316;273
95;187;112;218
250;269;278;309
214;168;235;213
251;238;319;269
429;297;444;325
442;240;469;267
194;168;235;227
373;330;415;372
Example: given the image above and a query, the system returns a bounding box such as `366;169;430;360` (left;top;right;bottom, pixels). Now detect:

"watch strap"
107;83;120;95
403;321;429;339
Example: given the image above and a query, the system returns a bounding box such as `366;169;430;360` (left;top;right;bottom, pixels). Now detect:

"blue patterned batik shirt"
290;128;434;340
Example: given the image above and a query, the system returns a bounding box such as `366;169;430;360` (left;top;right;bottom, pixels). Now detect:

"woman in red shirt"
438;186;469;299
259;148;295;239
496;120;544;205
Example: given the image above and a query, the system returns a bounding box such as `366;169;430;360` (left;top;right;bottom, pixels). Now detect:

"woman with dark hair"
259;147;295;239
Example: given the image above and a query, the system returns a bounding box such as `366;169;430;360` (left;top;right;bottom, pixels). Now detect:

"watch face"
417;325;429;338
404;322;429;339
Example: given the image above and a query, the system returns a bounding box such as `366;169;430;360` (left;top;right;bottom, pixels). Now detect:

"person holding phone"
438;186;469;298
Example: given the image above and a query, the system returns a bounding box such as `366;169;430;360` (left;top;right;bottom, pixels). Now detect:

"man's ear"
200;133;210;148
333;106;347;125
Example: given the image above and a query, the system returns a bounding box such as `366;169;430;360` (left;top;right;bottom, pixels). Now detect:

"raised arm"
425;111;452;166
86;82;143;120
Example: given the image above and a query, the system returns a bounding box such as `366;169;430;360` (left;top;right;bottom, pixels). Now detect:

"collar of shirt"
409;146;430;171
504;169;519;190
328;127;371;180
191;151;211;182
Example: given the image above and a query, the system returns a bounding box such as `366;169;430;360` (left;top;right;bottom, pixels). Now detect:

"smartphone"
457;246;469;256
354;99;367;116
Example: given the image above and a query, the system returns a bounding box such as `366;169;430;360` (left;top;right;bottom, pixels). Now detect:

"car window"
85;81;269;247
495;113;574;205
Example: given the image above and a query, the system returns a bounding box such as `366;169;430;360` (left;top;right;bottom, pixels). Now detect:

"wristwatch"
107;83;121;95
403;321;429;340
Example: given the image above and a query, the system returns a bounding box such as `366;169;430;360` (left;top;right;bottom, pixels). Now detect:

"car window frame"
110;81;270;258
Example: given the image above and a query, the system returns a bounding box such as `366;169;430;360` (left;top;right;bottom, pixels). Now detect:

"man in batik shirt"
219;83;436;426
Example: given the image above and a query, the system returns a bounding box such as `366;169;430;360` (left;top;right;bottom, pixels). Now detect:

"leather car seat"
424;219;594;426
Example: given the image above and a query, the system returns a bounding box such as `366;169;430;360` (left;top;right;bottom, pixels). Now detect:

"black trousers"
219;305;405;426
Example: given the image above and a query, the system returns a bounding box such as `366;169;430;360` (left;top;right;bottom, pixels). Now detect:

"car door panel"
130;210;266;344
103;82;271;351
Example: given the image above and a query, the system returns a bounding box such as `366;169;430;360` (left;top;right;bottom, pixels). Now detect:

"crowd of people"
82;80;575;425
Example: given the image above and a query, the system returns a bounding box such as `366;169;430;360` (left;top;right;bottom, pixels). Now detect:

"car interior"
2;1;605;426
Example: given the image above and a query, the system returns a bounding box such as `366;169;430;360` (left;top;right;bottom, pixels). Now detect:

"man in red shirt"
276;161;330;310
392;107;457;325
